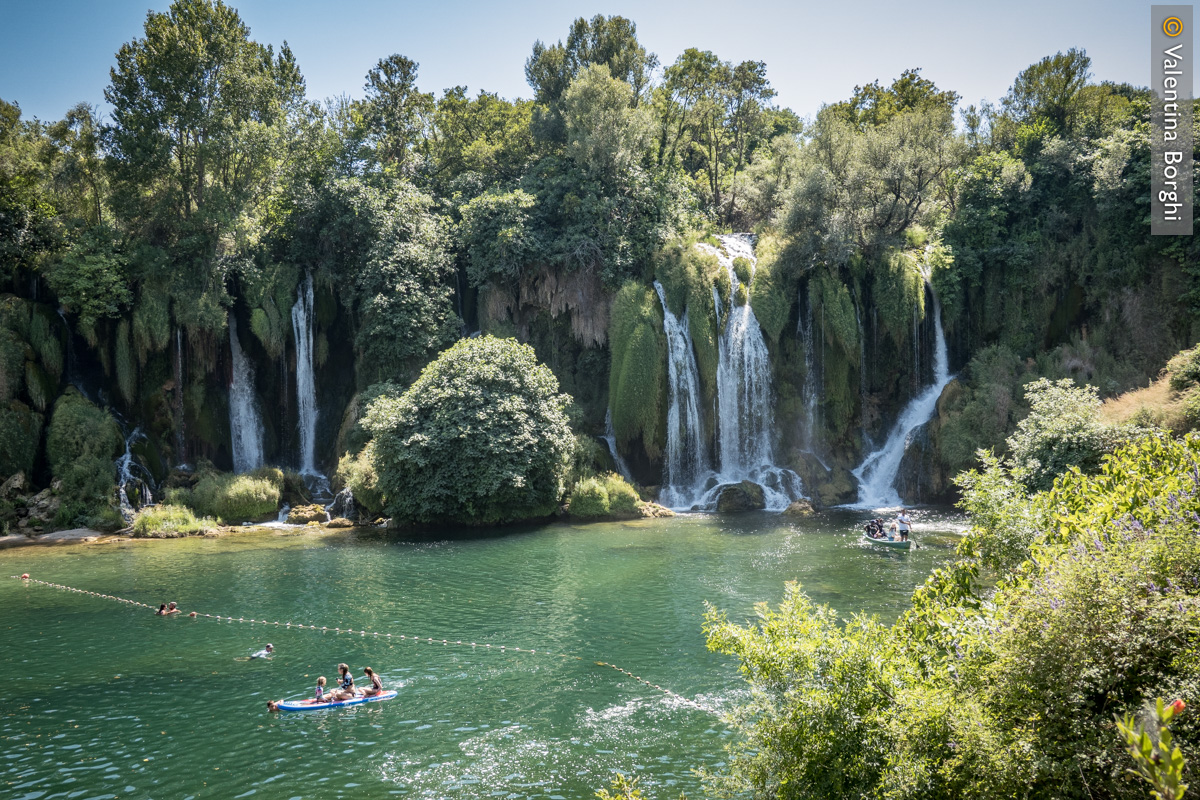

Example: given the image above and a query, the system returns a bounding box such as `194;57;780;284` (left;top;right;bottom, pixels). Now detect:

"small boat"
861;533;911;550
277;690;398;712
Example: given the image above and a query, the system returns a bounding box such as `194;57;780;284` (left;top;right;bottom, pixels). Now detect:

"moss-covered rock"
568;476;610;517
287;504;327;524
608;283;667;463
716;481;766;512
783;499;815;517
132;504;217;538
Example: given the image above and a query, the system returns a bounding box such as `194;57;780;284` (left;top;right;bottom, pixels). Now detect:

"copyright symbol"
1164;17;1184;37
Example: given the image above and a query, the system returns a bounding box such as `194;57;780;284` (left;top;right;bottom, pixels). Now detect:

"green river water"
1;509;963;800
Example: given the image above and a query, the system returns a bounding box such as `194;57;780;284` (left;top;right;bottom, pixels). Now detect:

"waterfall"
173;328;188;467
691;234;802;511
653;282;710;507
228;315;264;473
115;426;153;523
851;280;952;508
797;289;821;455
601;408;636;484
291;273;319;476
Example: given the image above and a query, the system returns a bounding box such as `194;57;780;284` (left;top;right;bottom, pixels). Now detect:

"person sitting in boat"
329;663;357;701
897;510;912;542
888;522;899;540
864;519;883;539
249;643;274;659
362;667;384;697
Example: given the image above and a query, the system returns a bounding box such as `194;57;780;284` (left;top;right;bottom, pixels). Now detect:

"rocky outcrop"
782;499;815;517
716;481;766;513
326;517;354;528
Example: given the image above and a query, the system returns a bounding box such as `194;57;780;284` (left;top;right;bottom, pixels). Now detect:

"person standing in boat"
897;509;912;542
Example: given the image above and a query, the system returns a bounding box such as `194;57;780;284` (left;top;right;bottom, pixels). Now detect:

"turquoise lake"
1;509;963;799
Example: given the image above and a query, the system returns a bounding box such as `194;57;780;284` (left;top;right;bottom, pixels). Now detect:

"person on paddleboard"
362;667;384;696
314;676;327;702
329;663;357;701
249;643;274;659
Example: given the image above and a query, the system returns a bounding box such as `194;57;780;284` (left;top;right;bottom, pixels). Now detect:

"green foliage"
709;430;1200;800
288;177;458;384
568;476;610;517
1007;377;1136;492
602;472;640;515
28;308;62;379
115;319;135;405
937;345;1031;473
130;289;169;365
460;189;541;286
183;468;282;523
0;400;41;478
811;269;858;361
595;774;652;800
747;235;792;345
364;336;575;525
46;226;132;331
23;360;53;413
1116;699;1189;800
132;504;216;537
561;64;652;180
731;257;752;285
45;389;123;525
654;240;721;409
334;444;383;517
608;283;666;460
1168;346;1200;392
0;326;25;401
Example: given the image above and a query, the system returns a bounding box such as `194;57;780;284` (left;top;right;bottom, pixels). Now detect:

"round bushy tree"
364;336;575;524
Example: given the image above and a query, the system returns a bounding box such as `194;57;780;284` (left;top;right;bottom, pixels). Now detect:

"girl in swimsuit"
362;667;383;696
330;663;357;701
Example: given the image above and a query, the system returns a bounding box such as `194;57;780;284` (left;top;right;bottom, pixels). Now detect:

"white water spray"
682;234;802;511
601;408;636;485
653;282;710;507
851;281;952;508
228;316;264;473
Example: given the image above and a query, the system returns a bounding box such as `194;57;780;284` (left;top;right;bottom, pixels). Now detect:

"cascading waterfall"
291;273;319;476
601;408;636;485
115;426;153;522
687;234;802;511
653;282;710;507
851;280;952;508
228;316;265;473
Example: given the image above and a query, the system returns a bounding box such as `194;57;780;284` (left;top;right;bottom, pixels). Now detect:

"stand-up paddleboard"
277;690;397;712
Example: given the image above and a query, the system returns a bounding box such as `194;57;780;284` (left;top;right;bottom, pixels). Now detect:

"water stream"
851;281;952;508
291;273;319;477
653;282;709;507
228;315;265;473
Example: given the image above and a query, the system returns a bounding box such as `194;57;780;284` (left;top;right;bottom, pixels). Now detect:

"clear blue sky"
0;0;1169;124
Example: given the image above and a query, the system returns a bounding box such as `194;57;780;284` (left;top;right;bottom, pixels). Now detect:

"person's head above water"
168;601;177;609
266;643;273;651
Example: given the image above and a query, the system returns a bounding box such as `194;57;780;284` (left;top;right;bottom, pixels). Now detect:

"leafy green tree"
359;54;434;175
707;432;1200;800
525;15;658;143
0;99;61;282
364;335;574;524
287;176;458;385
427;87;534;190
105;0;305;327
459;188;541;286
1001;48;1092;136
561;64;653;180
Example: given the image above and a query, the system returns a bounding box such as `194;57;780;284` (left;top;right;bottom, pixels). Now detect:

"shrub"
601;473;640;515
334;444;383;516
132;504;217;537
1167;345;1200;391
364;336;575;525
187;469;281;523
568;477;610;517
732;256;752;285
47;389;122;525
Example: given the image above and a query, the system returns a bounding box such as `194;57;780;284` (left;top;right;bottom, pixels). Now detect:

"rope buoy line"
12;575;713;713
